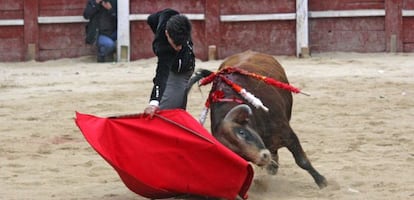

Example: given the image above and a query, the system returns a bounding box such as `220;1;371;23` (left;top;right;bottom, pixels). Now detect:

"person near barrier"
144;8;195;117
83;0;117;63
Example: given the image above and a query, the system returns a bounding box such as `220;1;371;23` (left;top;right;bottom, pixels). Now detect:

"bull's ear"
224;104;252;125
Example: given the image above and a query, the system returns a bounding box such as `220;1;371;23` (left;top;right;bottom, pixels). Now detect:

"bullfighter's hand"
144;105;159;119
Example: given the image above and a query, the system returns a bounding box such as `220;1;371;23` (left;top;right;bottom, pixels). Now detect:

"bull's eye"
232;127;266;149
238;130;247;137
233;127;249;140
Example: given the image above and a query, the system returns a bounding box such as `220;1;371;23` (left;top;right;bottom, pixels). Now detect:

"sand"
0;52;413;200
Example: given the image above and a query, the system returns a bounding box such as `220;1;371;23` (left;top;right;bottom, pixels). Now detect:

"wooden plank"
310;17;384;31
297;0;309;57
39;0;85;9
130;21;155;60
220;0;295;14
117;0;130;62
385;0;403;52
402;17;414;42
0;0;24;19
0;26;24;38
0;51;25;62
39;0;84;16
205;0;220;60
219;21;296;58
402;0;414;49
403;43;414;51
38;47;95;61
38;23;85;49
0;19;24;26
0;37;25;61
129;14;149;21
0;25;24;61
0;0;24;10
129;0;204;13
38;35;83;50
38;16;87;24
402;13;414;53
0;11;23;19
129;13;204;21
310;29;386;52
188;20;206;60
39;9;84;17
40;9;84;16
402;9;414;16
0;38;24;50
403;0;414;9
24;0;39;61
220;13;296;22
310;9;385;18
310;0;384;11
310;17;386;52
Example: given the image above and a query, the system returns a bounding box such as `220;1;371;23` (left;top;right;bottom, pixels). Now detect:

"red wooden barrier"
0;0;413;62
309;0;386;53
403;0;414;51
0;0;24;61
37;0;94;60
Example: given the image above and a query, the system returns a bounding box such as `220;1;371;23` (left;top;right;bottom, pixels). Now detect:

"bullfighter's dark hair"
166;14;192;46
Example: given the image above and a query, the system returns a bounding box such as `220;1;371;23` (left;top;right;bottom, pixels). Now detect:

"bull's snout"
256;149;272;166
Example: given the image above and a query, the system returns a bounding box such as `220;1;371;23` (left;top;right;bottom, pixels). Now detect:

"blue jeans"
96;34;116;57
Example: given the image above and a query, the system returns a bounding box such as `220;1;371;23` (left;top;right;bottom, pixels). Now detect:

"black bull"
187;51;327;188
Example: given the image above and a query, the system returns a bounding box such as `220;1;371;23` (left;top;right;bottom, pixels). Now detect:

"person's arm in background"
83;0;102;20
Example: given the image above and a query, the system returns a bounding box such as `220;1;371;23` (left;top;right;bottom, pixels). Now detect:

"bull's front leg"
285;130;328;189
265;153;279;175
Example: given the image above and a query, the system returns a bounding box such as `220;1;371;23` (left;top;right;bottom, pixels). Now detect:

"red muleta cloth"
75;109;253;199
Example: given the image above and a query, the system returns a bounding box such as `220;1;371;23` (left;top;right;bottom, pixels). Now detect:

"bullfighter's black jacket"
147;8;195;104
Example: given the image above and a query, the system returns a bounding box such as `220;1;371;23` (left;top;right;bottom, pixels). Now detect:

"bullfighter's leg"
284;129;328;188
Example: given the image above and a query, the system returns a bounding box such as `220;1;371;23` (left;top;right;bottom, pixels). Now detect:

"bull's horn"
223;104;252;124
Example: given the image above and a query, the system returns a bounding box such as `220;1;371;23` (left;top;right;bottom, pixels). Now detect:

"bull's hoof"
266;160;279;175
316;175;328;189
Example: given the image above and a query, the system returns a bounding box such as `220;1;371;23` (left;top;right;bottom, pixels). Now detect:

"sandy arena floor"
0;52;413;200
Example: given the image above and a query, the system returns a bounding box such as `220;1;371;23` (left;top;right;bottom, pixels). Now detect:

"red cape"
75;109;253;199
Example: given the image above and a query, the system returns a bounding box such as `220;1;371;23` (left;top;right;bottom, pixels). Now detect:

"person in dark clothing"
144;8;195;117
83;0;117;62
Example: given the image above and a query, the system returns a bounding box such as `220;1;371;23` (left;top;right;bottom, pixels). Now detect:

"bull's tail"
186;69;213;93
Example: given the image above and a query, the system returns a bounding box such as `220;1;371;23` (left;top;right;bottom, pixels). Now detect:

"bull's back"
219;51;293;116
219;51;289;84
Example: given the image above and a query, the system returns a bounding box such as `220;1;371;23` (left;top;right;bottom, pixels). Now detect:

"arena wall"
0;0;413;62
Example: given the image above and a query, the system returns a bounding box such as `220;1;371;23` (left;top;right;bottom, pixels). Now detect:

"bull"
188;51;327;189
